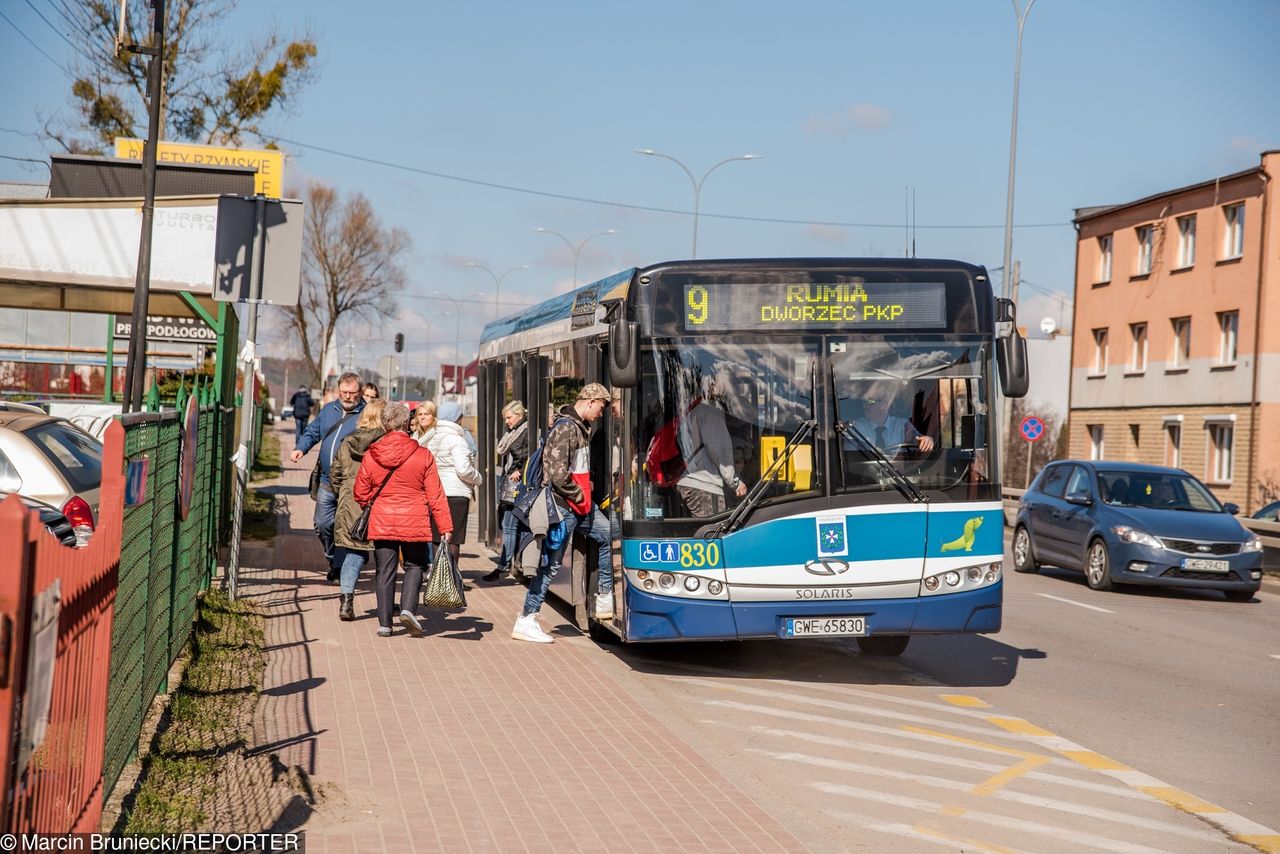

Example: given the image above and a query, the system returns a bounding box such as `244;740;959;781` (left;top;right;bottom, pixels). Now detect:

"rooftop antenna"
912;187;917;259
904;187;909;258
114;0;128;56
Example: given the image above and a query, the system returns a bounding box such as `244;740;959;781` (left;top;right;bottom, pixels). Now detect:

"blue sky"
3;0;1278;376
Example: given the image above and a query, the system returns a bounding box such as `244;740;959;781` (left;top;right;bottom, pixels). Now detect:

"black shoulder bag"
349;467;395;542
308;411;357;500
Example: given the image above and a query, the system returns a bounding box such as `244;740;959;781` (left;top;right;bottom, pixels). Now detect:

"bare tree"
44;0;316;152
291;182;409;387
1003;400;1063;489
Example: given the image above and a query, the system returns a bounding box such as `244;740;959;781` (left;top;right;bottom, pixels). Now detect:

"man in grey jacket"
676;379;747;518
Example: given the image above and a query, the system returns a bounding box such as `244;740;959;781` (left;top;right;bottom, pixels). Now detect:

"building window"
1170;317;1191;368
1223;203;1245;259
1217;310;1238;364
1091;328;1109;375
1207;423;1233;483
1135;225;1154;275
1176;215;1196;268
1089;425;1104;460
1097;234;1113;282
1165;423;1181;467
1129;322;1147;373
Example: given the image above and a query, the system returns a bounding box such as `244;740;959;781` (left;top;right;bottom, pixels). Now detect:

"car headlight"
1243;534;1263;553
1112;525;1164;549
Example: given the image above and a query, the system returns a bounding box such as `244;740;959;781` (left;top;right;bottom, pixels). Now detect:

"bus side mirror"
997;333;1029;398
609;317;639;387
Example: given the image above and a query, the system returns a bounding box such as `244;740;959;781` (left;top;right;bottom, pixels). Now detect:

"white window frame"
1170;317;1191;368
1164;422;1181;467
1089;425;1104;461
1090;327;1109;376
1222;203;1245;259
1217;310;1238;365
1176;214;1196;268
1205;421;1234;483
1097;234;1113;282
1129;322;1147;373
1135;225;1154;275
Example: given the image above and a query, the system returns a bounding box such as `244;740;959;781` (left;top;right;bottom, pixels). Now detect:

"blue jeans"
294;415;309;443
499;507;519;568
314;483;338;568
522;505;613;617
338;548;368;594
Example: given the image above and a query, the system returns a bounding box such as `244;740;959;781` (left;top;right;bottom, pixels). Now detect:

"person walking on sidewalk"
329;399;386;621
512;383;615;644
289;385;314;444
362;383;380;404
427;400;482;567
291;372;366;581
412;400;436;445
354;403;453;638
484;400;529;582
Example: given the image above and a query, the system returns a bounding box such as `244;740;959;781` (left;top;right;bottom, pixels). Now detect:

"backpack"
644;398;702;488
523;416;573;492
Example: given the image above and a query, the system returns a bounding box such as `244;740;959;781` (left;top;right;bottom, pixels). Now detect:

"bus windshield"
631;337;821;524
830;340;996;498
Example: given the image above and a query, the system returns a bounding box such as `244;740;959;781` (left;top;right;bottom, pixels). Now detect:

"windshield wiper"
710;417;816;538
830;366;925;504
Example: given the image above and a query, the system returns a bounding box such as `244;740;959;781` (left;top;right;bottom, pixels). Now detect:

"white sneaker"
594;590;614;620
512;614;554;644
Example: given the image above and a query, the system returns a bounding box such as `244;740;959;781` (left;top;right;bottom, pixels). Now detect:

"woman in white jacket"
427;400;482;564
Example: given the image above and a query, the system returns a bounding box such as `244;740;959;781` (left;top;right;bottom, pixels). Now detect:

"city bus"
475;258;1029;653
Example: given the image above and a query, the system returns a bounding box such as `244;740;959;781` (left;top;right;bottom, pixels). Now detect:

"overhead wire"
0;8;62;68
22;0;81;56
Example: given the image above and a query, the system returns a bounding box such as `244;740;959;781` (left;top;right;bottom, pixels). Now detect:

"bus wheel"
856;636;910;656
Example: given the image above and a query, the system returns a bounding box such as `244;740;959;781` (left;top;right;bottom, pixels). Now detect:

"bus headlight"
944;571;961;587
923;576;940;591
683;576;701;592
966;567;982;583
658;573;676;590
922;562;1002;596
707;580;724;595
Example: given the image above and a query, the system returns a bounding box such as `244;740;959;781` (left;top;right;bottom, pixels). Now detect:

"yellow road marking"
1060;749;1131;771
1237;835;1280;853
902;725;1049;760
985;716;1056;737
971;754;1051;796
939;693;990;708
913;824;1014;853
1139;786;1227;815
939;805;967;817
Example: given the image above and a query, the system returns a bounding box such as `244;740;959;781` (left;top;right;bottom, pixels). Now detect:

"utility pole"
122;0;166;412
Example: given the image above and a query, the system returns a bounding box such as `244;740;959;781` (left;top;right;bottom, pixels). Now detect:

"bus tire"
856;636;910;656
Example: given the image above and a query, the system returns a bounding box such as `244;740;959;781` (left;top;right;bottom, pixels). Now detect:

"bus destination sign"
682;281;947;331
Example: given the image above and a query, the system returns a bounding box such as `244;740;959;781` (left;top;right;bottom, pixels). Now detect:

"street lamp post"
634;149;761;259
533;228;617;289
1000;0;1036;304
467;262;529;319
433;291;463;398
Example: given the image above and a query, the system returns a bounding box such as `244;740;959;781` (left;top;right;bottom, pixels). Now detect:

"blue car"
1013;461;1263;601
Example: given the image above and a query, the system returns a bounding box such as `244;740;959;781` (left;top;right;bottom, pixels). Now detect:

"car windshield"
1098;471;1221;512
26;421;102;493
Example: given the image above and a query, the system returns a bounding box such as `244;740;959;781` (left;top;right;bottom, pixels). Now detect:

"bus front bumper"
623;580;1002;642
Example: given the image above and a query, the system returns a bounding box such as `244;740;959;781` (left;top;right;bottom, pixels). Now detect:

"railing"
0;422;125;832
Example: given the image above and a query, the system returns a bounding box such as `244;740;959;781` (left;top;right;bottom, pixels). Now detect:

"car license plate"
1182;558;1229;573
786;616;867;637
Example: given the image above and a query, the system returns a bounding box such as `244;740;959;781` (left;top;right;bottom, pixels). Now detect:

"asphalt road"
579;542;1280;853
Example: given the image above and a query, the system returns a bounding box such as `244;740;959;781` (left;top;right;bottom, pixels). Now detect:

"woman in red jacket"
354;402;453;637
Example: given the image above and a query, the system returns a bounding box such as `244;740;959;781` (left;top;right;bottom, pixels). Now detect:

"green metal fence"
102;393;240;797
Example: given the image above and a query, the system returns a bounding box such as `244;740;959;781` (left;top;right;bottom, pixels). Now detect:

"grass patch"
251;428;282;482
241;488;278;542
121;590;264;834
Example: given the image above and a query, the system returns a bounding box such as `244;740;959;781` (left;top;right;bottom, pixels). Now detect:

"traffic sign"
1020;416;1046;442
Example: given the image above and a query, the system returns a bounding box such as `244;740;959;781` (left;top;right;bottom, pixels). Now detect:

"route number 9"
679;541;720;568
687;286;709;326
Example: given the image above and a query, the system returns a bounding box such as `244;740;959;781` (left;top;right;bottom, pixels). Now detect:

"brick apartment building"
1068;151;1280;511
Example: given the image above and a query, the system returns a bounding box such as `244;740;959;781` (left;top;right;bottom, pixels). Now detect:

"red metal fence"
0;421;124;832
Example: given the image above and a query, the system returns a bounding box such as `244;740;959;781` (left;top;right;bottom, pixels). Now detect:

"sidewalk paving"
242;423;803;853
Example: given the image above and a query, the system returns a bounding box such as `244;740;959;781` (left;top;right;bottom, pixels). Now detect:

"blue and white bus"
476;258;1029;653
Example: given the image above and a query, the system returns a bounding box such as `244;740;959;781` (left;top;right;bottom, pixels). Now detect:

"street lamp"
634;148;761;259
466;262;529;319
1000;0;1036;304
533;227;617;289
432;291;463;397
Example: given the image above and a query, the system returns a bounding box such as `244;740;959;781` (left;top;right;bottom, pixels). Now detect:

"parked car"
0;491;78;548
1013;461;1262;602
1251;500;1280;523
0;410;102;547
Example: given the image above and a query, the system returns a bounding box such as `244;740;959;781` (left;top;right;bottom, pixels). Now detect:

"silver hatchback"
0;407;102;546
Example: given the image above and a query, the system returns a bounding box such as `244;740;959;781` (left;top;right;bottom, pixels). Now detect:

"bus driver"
847;387;935;456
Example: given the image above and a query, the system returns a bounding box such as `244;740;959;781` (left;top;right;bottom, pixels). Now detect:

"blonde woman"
329;399;387;621
412;400;437;446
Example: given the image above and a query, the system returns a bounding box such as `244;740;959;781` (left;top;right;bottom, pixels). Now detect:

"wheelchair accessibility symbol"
639;541;680;563
640;542;660;562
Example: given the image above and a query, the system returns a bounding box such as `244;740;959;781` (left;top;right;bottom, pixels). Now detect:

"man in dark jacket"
290;372;365;579
288;385;315;443
512;383;614;644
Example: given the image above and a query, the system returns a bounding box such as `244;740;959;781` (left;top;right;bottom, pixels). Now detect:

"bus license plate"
1182;558;1229;573
786;616;867;637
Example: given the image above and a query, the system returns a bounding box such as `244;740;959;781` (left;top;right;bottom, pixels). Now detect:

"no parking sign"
1020;416;1045;442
